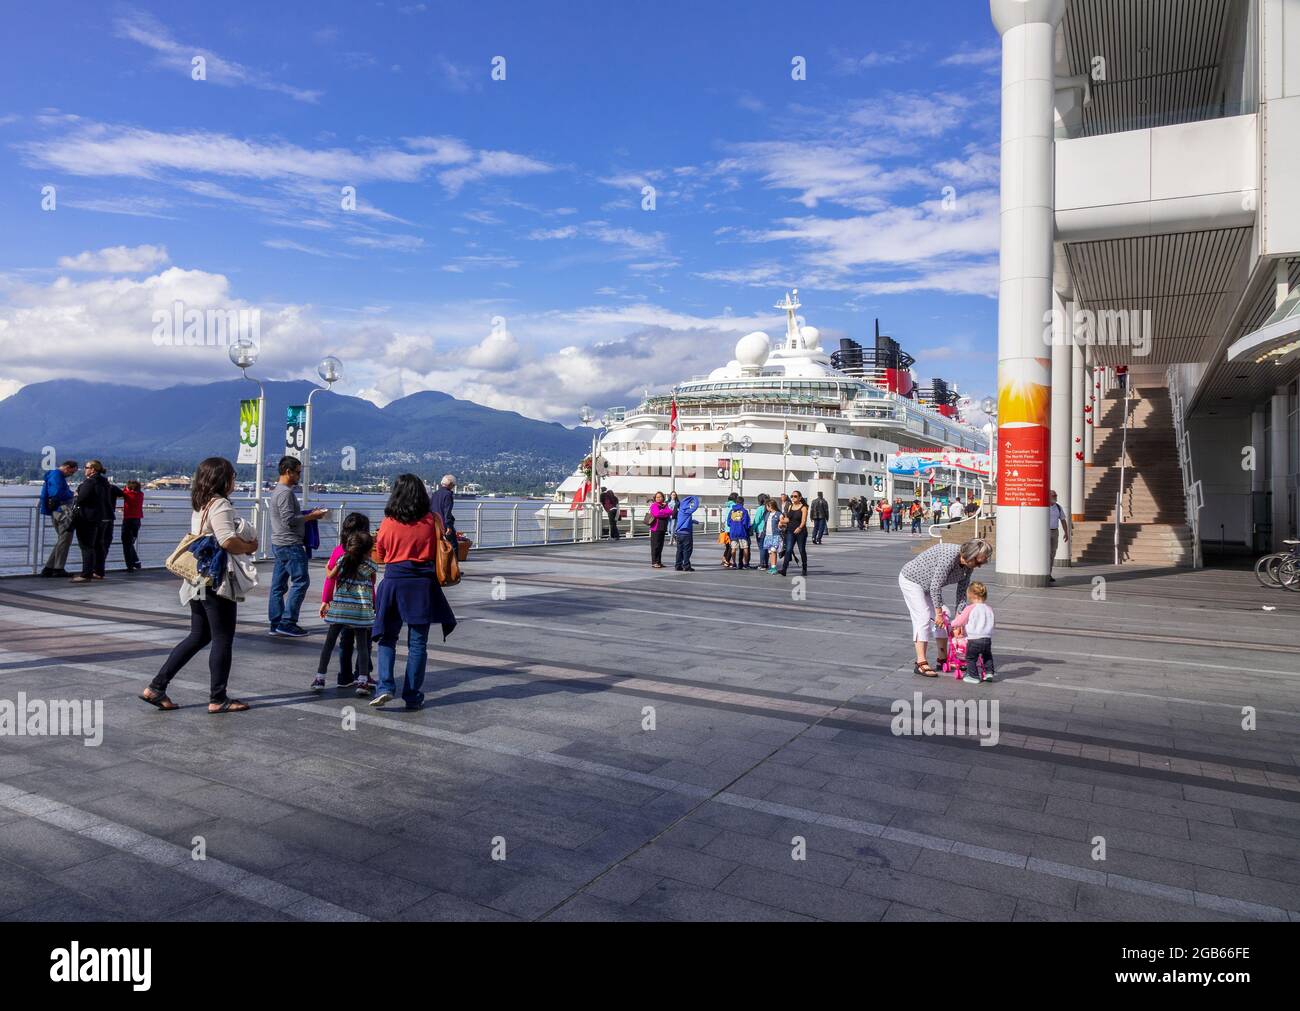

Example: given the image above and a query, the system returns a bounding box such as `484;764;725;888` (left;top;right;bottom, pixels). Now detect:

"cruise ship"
542;291;990;528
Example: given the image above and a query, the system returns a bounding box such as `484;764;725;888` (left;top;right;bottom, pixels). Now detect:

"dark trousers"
151;594;237;703
650;527;666;565
318;624;371;681
812;517;827;543
781;529;808;575
121;518;141;569
962;637;995;678
96;520;114;575
606;508;620;539
674;529;693;569
74;519;103;578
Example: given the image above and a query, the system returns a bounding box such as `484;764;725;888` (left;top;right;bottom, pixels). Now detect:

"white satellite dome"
734;330;771;370
800;325;821;351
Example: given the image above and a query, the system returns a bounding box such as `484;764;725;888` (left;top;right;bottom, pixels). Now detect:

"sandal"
139;689;178;711
208;699;250;714
913;660;939;678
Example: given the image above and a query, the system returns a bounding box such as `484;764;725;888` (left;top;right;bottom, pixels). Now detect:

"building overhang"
1227;288;1300;365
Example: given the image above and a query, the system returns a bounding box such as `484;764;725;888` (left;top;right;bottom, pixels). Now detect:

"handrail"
1165;365;1205;568
1114;370;1132;565
1;497;612;578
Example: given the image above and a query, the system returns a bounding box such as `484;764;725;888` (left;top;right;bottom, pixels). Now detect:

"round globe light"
228;339;258;371
317;356;343;385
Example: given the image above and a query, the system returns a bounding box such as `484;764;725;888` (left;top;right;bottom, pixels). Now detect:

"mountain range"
0;379;591;490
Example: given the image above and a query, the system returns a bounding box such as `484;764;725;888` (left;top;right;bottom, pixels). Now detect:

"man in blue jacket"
39;460;78;577
673;495;699;572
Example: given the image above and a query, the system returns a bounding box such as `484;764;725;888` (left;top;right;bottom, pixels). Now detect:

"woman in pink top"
316;512;373;689
647;491;674;569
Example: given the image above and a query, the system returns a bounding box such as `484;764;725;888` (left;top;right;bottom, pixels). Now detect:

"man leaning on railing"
38;459;78;578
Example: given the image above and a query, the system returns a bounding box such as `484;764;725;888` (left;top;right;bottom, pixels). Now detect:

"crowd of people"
637;489;825;576
39;459;144;581
140;456;459;716
41;453;1017;710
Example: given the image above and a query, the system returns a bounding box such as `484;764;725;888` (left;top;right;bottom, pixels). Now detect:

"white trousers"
899;572;937;643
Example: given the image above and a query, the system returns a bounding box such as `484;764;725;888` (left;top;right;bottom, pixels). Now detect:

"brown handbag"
433;515;461;587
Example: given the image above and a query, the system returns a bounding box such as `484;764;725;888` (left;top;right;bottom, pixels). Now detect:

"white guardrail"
0;496;887;578
0;498;620;578
1166;366;1205;569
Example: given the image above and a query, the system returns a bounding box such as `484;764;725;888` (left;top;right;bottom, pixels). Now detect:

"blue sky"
0;0;1003;421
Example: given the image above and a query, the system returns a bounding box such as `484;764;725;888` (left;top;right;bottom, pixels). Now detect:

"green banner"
238;399;261;465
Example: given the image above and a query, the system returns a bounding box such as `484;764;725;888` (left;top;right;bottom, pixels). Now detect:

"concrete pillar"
1251;406;1267;553
1272;388;1290;551
991;0;1065;588
1071;335;1086;521
1051;291;1073;566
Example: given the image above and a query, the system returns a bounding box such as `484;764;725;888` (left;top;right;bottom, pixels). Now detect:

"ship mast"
775;288;801;350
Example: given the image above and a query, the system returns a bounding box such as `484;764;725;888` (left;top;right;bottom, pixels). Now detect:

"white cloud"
114;8;322;103
57;245;169;273
941;46;1000;67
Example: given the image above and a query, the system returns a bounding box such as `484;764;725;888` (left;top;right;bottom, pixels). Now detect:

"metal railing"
1166;365;1206;568
0;497;618;578
1114;370;1132;565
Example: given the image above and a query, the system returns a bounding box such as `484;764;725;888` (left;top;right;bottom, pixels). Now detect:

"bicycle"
1255;540;1300;589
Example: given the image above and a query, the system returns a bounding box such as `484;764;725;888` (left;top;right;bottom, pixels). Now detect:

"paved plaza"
0;530;1297;922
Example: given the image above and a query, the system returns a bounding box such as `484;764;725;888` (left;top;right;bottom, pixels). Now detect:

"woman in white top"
141;457;258;713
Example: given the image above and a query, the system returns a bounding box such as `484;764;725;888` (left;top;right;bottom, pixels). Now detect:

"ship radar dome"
800;325;821;351
734;330;771;371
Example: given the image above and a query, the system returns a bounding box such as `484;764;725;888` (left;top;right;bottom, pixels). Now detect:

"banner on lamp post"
284;405;307;461
237;398;261;465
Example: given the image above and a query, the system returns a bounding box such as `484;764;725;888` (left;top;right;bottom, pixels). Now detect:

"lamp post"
302;356;342;507
980;396;998;504
229;339;264;528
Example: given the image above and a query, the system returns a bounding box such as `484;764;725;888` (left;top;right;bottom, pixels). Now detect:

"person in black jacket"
600;486;621;540
71;460;113;583
810;491;830;544
430;474;458;544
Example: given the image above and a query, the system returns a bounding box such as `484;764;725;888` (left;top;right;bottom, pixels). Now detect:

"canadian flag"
569;481;591;511
669;398;679;451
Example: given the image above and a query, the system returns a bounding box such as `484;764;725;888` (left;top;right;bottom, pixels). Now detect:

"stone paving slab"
0;529;1298;921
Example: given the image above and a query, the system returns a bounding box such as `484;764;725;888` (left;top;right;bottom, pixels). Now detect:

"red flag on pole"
669;398;679;450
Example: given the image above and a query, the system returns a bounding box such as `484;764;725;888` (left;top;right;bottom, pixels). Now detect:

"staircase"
1073;385;1193;567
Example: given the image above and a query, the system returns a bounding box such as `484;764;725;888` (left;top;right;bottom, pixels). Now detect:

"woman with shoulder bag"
141;457;258;713
369;474;458;711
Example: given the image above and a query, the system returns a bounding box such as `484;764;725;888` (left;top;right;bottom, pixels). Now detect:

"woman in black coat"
71;460;113;583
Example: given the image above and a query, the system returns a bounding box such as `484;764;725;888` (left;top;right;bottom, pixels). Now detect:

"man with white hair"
430;474;458;544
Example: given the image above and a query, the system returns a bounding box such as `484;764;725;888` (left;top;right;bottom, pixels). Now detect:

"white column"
1071;334;1086;522
1251;406;1266;553
991;0;1065;588
1050;291;1073;566
1272;388;1290;551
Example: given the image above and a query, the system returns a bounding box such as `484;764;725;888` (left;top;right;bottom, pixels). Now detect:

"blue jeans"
674;529;693;569
812;518;827;542
376;622;429;707
268;544;310;629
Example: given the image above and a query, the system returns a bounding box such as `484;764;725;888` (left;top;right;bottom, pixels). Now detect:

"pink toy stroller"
939;618;969;677
938;612;985;679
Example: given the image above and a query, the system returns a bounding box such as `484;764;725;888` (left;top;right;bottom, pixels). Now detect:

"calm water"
0;485;577;576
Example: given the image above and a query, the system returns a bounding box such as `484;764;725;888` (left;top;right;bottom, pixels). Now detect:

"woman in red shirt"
369;474;457;710
120;479;144;571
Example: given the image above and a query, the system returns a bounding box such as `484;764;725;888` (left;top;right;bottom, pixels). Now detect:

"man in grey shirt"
268;456;327;637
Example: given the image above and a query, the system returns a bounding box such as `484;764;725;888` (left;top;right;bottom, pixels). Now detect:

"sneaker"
310;675;326;692
268;625;284;636
980;672;996;683
354;677;374;696
368;691;392;707
768;567;778;574
962;673;982;684
336;675;358;689
277;624;309;638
